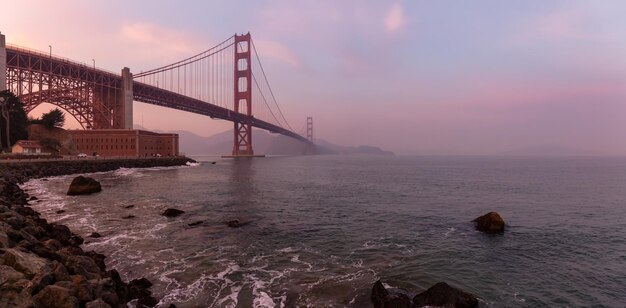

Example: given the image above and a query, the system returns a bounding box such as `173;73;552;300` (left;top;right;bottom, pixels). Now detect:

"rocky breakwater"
0;157;195;183
0;157;194;307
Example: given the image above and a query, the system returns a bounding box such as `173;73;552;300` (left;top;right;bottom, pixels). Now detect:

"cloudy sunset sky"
2;0;626;155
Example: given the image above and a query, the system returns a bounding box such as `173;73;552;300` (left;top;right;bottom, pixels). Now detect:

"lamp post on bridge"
48;45;51;58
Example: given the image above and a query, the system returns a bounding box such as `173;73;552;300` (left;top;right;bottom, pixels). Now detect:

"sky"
2;0;626;155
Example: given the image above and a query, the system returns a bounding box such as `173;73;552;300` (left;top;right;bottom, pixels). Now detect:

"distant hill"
134;125;394;156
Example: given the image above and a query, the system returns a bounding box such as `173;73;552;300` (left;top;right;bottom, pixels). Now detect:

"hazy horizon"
4;0;626;155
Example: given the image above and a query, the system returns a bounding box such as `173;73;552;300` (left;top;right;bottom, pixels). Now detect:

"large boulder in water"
412;282;478;308
161;208;185;217
371;280;411;308
67;176;101;196
473;212;505;233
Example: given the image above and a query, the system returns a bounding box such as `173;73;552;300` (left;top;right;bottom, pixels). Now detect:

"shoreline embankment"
0;157;195;307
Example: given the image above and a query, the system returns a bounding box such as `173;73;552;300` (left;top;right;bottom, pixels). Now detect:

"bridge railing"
6;43;121;77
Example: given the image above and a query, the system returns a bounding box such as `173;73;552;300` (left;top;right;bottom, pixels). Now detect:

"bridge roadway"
3;45;310;144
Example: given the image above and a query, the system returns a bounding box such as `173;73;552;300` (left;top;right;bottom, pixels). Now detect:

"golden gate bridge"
0;32;314;156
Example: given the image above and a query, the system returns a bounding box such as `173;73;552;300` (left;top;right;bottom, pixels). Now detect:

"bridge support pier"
231;33;255;157
0;32;6;92
120;67;133;129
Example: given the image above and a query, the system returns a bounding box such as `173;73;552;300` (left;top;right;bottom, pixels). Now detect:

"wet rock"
137;295;159;308
162;208;185;217
473;212;505;234
225;219;251;228
85;251;107;271
188;220;203;227
33;285;80;308
93;278;120;307
16;206;38;217
129;277;153;289
67;176;102;196
412;282;478;308
89;232;102;238
371;280;411;308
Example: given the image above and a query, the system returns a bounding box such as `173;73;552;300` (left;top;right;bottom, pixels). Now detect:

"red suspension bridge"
0;32;314;156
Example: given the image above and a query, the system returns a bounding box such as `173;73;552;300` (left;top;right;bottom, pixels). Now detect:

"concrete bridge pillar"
120;67;133;129
0;32;7;92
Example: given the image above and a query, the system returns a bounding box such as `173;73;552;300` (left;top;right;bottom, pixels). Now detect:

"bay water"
22;155;626;307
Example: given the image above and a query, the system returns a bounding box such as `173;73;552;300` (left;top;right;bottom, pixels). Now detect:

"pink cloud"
121;22;200;55
385;3;407;32
253;39;301;67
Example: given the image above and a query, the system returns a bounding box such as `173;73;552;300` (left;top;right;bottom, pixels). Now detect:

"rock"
85;251;107;271
33;285;80;308
29;196;38;201
0;230;9;248
56;209;66;214
124;204;135;209
71;275;95;303
188;220;203;227
0;264;26;286
371;280;411;308
129;277;153;289
29;267;56;295
93;278;120;307
122;215;135;219
137;295;159;308
64;255;102;280
85;298;112;308
67;176;102;196
225;219;251;228
27;242;63;261
161;208;185;217
473;212;505;234
412;282;478;308
0;286;35;308
89;232;102;238
2;248;49;279
52;261;71;282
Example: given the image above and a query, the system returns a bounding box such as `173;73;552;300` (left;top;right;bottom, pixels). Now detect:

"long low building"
70;129;179;157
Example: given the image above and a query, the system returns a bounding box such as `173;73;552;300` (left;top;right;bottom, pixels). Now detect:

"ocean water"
22;155;626;307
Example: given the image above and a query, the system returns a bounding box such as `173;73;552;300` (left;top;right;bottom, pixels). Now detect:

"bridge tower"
231;33;254;156
306;117;313;142
0;32;6;91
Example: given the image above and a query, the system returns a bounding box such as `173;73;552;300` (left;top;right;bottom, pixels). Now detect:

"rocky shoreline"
0;157;194;307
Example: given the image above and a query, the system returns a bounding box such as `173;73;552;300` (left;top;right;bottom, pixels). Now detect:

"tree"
0;90;29;150
40;108;65;129
39;137;62;153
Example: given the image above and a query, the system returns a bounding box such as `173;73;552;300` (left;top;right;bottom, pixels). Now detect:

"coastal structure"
70;129;179;157
11;140;43;154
